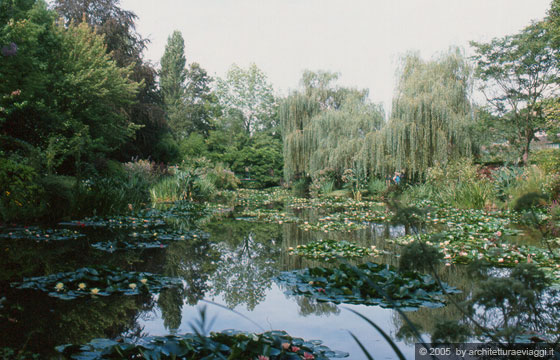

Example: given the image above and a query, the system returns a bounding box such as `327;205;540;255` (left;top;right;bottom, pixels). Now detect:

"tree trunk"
521;129;533;165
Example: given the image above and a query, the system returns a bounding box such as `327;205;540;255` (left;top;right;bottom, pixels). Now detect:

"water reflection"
392;262;560;344
293;295;341;317
2;207;558;359
205;220;282;310
0;288;153;356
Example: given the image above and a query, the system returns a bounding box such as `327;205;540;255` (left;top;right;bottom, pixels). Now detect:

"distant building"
531;131;560;150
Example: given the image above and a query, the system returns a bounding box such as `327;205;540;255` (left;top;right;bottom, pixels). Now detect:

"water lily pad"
0;227;85;241
276;262;459;309
57;330;349;359
289;239;380;260
11;267;182;300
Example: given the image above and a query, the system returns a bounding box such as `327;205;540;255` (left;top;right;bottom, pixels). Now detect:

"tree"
471;22;560;164
52;0;146;66
183;62;220;136
53;0;171;163
385;49;475;175
281;71;384;182
282;52;475;183
160;30;188;137
300;70;367;110
0;1;140;174
216;63;277;135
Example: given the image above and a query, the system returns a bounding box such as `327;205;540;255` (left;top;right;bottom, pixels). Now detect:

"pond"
0;197;557;359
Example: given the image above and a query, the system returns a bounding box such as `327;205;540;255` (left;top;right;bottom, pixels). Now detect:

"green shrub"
39;175;76;222
445;179;495;209
532;148;560;174
123;158;166;184
424;159;497;209
0;157;44;222
503;165;550;210
491;166;524;202
367;178;386;199
150;176;183;203
179;133;208;160
74;174;150;216
194;176;217;200
153;133;180;163
310;168;336;197
205;163;240;190
102;159;127;179
292;177;311;197
320;180;335;195
400;183;437;203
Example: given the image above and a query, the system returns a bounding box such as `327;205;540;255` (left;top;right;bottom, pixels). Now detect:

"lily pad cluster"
276;262;459;309
393;233;560;277
90;240;169;252
288;239;381;260
240;206;390;233
56;330;348;360
60;215;165;229
387;202;560;279
91;230;209;252
233;188;290;208
129;229;209;241
0;227;85;241
60;201;209;231
12;267;182;300
235;189;394;233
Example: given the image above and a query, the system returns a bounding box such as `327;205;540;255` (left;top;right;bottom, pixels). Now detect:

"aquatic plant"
56;330;349;359
12;267;182;300
276;262;459;309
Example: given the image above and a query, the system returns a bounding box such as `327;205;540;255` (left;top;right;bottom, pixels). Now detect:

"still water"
0;208;478;359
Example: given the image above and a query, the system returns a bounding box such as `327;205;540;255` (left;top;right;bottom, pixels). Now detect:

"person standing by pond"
393;171;401;186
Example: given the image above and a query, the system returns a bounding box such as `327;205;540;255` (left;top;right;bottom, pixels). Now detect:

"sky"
120;0;552;112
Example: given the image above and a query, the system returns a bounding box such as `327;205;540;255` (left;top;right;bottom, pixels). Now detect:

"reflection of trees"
158;288;183;331
164;238;220;305
280;222;405;270
293;295;340;317
205;220;282;310
0;290;153;356
467;265;560;343
392;263;560;344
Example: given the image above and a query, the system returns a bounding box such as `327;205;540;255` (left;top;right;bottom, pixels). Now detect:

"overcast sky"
120;0;552;112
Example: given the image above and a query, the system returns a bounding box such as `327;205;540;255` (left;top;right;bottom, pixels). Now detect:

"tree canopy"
281;71;385;182
471;22;560;164
1;0;140;174
216;64;277;135
282;53;475;183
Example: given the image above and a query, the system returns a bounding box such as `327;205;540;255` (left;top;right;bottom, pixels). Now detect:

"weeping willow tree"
381;49;476;177
280;93;320;181
308;94;385;176
282;52;476;183
281;72;384;182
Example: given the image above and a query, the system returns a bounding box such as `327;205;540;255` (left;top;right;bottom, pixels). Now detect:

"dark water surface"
0;209;509;359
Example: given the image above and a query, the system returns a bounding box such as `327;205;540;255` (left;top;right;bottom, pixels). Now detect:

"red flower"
291;346;300;352
303;353;315;360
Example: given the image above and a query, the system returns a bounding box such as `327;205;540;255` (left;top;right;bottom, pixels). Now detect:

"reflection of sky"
140;283;418;360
